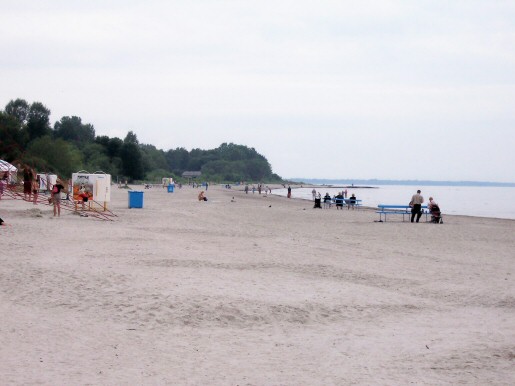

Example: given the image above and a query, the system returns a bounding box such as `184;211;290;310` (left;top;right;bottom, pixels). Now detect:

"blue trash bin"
167;184;175;193
128;191;144;208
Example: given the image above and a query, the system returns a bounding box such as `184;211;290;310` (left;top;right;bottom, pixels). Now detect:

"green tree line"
0;98;283;183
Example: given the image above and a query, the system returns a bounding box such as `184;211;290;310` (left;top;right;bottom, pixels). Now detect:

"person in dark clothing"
348;194;357;210
335;192;344;210
410;189;424;223
323;192;332;208
23;166;34;201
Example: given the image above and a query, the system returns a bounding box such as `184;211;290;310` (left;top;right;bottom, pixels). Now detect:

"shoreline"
264;185;515;222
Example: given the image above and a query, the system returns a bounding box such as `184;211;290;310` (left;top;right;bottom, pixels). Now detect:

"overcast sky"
1;0;514;182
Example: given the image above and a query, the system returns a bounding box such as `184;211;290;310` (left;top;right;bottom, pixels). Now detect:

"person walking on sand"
32;175;40;205
23;166;34;201
312;188;316;200
287;185;292;198
410;189;424;223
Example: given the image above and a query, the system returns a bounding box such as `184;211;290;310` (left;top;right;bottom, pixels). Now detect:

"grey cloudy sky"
1;0;514;182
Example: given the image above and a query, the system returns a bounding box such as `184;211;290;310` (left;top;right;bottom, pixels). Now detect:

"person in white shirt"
410;189;424;223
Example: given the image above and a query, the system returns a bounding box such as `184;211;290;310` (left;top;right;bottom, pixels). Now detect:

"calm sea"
273;185;515;220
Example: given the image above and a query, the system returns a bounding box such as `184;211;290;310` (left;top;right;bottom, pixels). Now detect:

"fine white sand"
1;185;514;385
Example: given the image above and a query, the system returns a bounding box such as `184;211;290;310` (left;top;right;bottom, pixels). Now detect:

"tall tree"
166;147;190;173
54;116;95;146
140;144;168;173
0;112;25;161
95;135;110;149
26;102;51;142
96;135;123;159
26;136;83;177
120;131;143;180
124;130;139;145
4;98;30;126
81;143;111;173
107;137;123;159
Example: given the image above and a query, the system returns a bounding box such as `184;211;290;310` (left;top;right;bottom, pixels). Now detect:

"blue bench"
376;204;429;222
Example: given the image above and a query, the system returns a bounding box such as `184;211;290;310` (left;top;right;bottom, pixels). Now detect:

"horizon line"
289;178;515;186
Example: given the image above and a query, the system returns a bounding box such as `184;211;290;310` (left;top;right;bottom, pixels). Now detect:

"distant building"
182;171;201;178
182;171;201;184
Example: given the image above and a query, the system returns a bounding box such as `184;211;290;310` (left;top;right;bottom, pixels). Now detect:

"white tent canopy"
0;160;17;173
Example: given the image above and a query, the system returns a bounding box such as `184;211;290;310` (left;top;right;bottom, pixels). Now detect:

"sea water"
273;185;515;220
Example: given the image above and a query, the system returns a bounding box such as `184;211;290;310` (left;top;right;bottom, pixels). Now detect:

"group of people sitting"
313;191;357;210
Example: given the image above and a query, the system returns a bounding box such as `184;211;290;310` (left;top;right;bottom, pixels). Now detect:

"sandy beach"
1;185;514;385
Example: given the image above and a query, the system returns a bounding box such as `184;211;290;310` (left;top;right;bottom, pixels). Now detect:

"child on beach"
79;185;89;210
52;180;65;217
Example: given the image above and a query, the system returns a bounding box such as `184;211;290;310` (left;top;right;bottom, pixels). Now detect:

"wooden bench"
376;204;429;222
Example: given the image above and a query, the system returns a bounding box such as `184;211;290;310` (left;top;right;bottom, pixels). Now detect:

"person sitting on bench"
323;193;332;208
335;192;344;210
348;194;357;209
